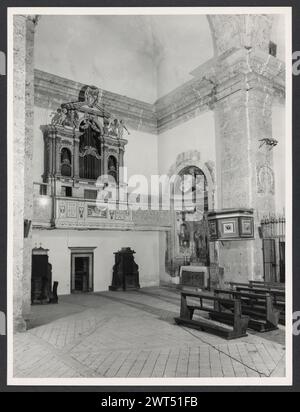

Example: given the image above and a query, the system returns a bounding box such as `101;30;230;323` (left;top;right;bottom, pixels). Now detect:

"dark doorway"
71;253;93;293
279;241;285;283
263;239;277;283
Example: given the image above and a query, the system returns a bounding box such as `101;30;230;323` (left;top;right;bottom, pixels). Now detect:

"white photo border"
6;6;293;387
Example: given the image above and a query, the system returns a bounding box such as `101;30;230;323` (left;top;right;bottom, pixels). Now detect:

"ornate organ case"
43;86;128;203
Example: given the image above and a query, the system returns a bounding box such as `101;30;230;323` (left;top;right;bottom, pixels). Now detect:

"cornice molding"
34;69;157;135
34;49;285;136
155;48;285;133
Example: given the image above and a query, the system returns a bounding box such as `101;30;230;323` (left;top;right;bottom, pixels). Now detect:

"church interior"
11;12;288;380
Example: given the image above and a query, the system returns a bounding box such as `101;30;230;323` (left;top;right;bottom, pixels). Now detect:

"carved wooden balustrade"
33;183;172;231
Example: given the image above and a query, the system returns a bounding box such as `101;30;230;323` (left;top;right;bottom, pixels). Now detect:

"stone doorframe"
69;246;97;293
166;150;217;277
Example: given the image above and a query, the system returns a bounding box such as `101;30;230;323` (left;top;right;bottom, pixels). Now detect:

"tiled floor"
13;287;286;378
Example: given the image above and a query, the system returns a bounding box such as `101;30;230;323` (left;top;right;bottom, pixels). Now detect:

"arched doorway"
172;165;210;270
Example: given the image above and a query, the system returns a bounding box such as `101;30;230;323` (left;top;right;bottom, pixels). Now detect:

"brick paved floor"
13;287;286;379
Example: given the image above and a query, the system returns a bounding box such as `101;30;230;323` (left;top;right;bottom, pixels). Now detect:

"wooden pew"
250;280;285;290
174;291;249;340
227;281;284;292
214;289;280;332
227;282;285;325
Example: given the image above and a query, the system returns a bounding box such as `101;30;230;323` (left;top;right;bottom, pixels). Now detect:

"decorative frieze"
55;198;134;230
256;164;275;195
35;45;285;137
33;194;173;231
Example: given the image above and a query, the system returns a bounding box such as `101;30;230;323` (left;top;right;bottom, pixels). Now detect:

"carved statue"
103;117;111;135
90;115;103;134
178;222;190;249
51;106;80;130
84;86;100;108
68;109;79;129
194;229;206;259
63;109;80;129
109;119;119;137
61;149;71;164
79;114;103;135
51;107;67;126
118;119;130;138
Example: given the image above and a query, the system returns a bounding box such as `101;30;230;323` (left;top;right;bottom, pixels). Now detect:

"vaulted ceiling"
34;14;213;103
34;14;285;104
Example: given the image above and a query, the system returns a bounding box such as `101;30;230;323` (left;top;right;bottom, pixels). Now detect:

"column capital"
198;49;285;105
13;15;40;37
27;15;40;25
14;14;40;25
208;14;273;56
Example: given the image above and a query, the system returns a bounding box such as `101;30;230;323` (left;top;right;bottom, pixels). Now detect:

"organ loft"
43;86;129;205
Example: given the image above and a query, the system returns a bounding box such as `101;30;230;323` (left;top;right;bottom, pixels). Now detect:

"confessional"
109;247;140;291
31;247;52;304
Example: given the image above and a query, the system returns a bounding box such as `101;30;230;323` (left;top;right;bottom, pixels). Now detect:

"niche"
61;148;72;177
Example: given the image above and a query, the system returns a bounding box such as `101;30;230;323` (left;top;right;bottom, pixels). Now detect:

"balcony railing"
33;188;172;230
260;214;286;240
55;197;134;229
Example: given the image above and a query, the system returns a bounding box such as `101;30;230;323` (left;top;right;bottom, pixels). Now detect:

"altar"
179;265;209;290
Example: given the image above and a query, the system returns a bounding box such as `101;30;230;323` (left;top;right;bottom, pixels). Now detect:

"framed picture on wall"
240;217;254;238
219;218;239;238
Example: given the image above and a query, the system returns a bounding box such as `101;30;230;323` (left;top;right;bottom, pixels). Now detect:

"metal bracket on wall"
259;138;278;149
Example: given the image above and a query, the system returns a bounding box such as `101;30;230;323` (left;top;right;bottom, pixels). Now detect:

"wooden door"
71;253;93;293
263;239;277;283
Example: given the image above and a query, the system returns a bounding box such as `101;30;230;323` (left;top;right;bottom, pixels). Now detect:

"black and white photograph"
4;5;293;387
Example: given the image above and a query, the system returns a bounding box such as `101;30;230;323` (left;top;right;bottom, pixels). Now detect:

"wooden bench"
227;281;284;292
227;282;285;325
250;280;285;290
174;291;249;340
214;289;280;332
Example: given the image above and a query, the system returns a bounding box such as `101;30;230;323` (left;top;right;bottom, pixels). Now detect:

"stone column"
100;138;105;176
73;133;80;179
118;147;125;184
205;15;284;283
47;135;53;178
212;48;283;282
13;15;38;332
55;136;61;176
